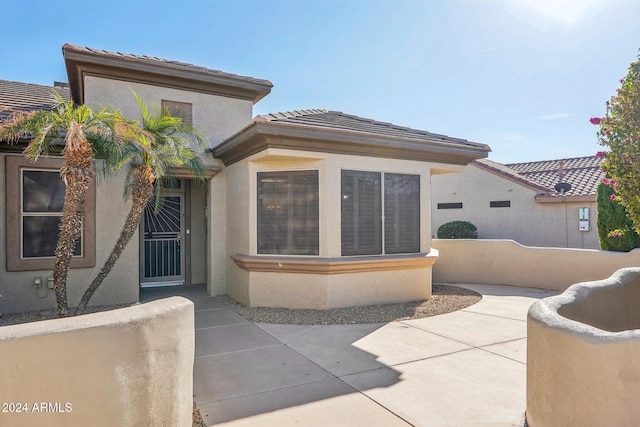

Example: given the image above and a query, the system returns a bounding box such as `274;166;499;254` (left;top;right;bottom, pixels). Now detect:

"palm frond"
128;91;206;182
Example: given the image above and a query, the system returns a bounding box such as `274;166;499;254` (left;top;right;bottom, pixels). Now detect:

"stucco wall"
526;268;640;426
246;267;432;309
208;170;227;296
189;181;207;285
431;164;600;249
225;160;252;303
433;239;640;291
0;297;194;427
0;154;138;314
83;75;254;150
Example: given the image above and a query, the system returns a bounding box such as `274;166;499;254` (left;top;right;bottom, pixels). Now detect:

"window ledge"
231;252;438;275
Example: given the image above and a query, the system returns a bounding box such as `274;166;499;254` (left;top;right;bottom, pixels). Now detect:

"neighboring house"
0;44;490;314
431;156;604;249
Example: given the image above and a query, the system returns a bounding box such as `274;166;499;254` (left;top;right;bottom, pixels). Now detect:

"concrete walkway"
141;283;558;426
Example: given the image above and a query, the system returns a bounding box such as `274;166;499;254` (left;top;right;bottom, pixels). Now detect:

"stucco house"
0;44;490;314
431;156;603;249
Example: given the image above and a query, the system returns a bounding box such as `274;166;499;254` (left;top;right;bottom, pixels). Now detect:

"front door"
140;188;185;287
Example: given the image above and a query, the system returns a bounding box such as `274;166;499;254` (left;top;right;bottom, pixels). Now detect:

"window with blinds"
22;169;82;258
257;171;319;255
341;170;382;256
6;155;96;271
341;170;420;256
161;100;193;124
384;173;420;254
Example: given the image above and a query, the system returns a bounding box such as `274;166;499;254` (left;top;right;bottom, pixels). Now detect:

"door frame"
139;180;191;287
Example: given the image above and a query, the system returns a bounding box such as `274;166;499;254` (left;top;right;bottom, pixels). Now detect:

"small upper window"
162;100;193;124
437;202;463;209
490;201;511;208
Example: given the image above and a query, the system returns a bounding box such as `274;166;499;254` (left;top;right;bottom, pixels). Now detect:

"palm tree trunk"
75;166;155;315
54;122;94;317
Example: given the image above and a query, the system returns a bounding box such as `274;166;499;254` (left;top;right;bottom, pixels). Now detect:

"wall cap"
231;252;439;275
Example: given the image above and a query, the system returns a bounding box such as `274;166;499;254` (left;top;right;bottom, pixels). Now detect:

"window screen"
384;173;420;254
21;170;81;258
341;170;420;256
257;171;319;255
341;170;382;256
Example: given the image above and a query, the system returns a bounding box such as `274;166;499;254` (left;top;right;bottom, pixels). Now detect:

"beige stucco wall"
0;154;138;314
431;163;600;249
83;75;254;150
224;160;252;303
246;267;432;309
224;148;454;307
0;297;194;427
83;75;256;298
433;239;640;291
189;180;207;284
526;268;640;426
208;170;227;296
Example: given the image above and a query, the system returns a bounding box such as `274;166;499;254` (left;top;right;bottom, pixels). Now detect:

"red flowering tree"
593;51;640;235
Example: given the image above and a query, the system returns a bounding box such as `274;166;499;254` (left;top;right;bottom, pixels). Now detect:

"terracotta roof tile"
475;156;603;197
506;156;603;197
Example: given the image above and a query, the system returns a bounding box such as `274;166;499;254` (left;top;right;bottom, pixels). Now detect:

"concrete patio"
140;283;558;426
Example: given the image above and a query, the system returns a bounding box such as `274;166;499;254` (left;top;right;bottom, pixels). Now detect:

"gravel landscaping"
0;284;481;327
215;284;482;325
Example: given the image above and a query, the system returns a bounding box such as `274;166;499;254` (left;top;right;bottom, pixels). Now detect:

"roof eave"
62;44;273;105
213;122;490;166
472;159;551;193
535;194;597;203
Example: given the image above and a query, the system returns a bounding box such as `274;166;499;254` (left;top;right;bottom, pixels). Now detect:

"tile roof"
62;44;273;87
256;109;490;150
0;79;70;121
62;44;273;104
474;156;603;197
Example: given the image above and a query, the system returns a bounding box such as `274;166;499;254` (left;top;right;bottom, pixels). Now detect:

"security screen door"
140;193;185;287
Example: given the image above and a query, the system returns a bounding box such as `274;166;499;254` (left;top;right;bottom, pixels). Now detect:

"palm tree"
0;93;137;317
75;93;205;314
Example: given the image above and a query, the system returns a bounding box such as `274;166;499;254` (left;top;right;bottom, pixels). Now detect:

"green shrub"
437;221;478;239
596;182;640;251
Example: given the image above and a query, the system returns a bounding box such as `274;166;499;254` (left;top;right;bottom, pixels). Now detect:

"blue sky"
2;0;640;163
